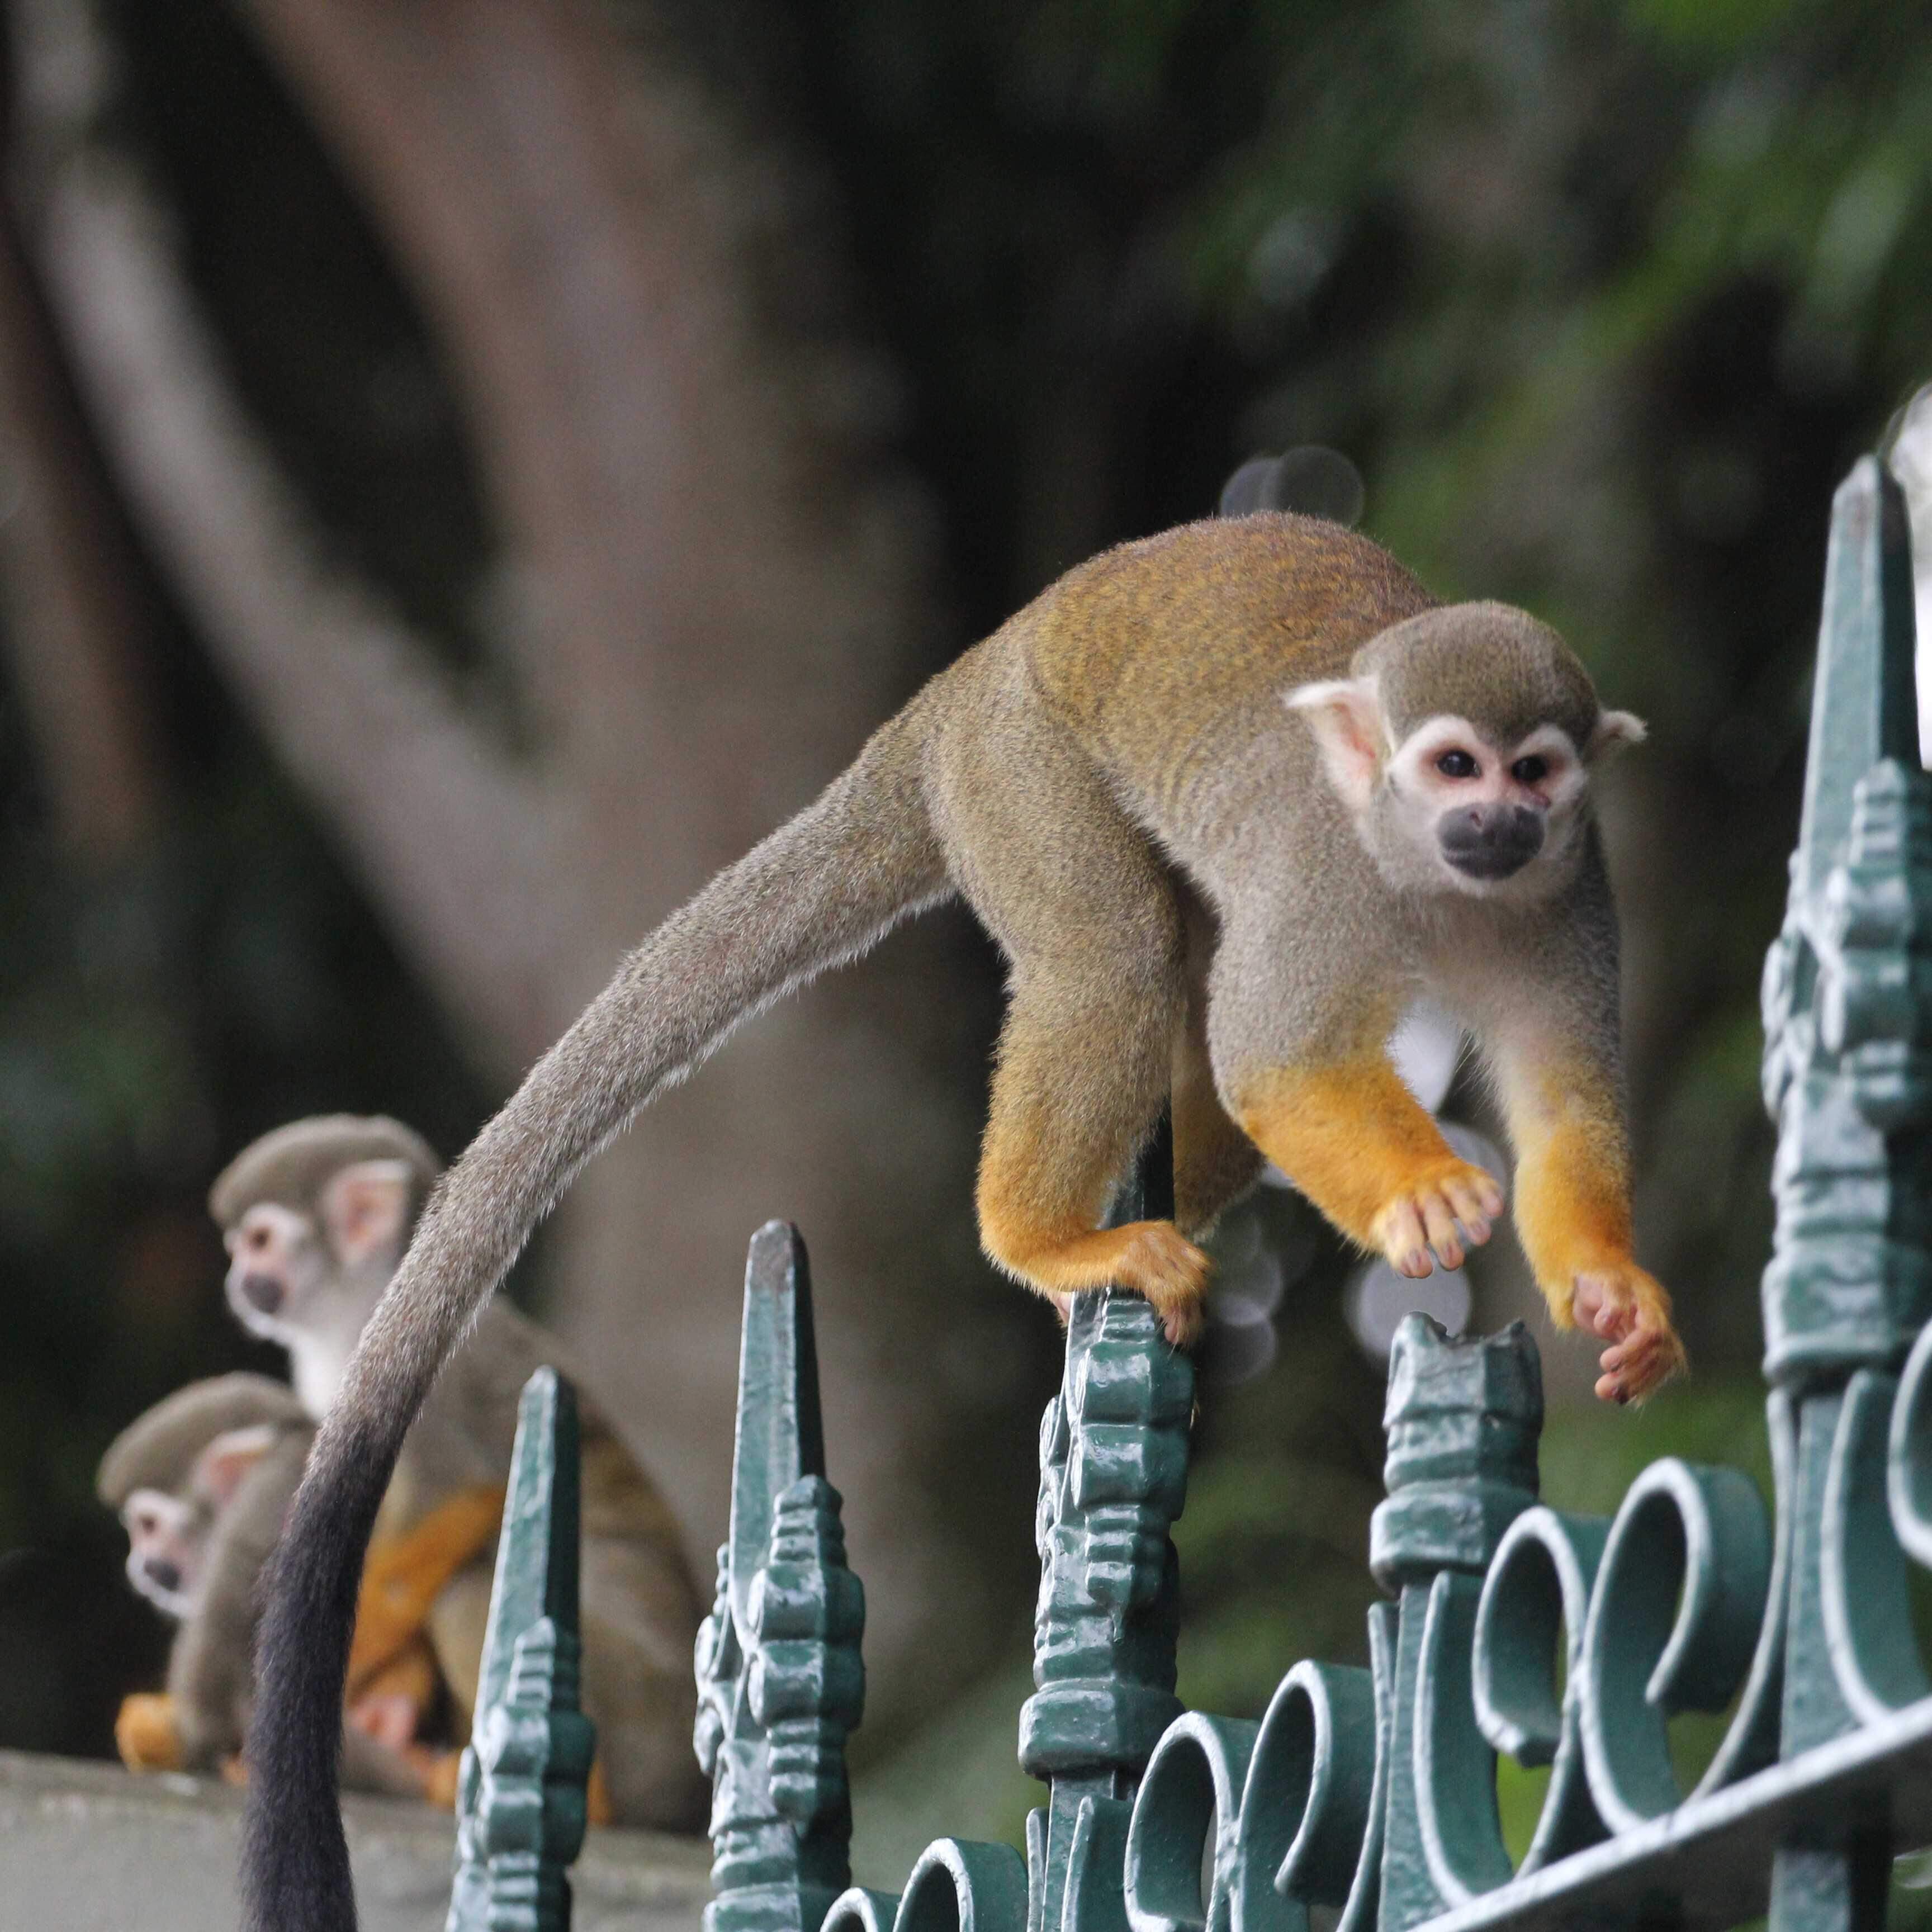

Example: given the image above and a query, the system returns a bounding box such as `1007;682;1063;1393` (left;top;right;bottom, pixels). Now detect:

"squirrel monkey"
244;511;1680;1930
97;1376;432;1798
212;1115;707;1832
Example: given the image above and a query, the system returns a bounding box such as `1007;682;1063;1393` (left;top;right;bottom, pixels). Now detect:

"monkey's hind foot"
985;1216;1210;1348
1370;1162;1504;1278
1571;1263;1686;1405
116;1692;184;1773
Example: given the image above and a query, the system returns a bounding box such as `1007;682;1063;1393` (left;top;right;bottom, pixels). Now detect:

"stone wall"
0;1751;711;1932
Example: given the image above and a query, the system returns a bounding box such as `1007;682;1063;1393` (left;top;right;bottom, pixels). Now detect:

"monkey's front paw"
1106;1221;1211;1349
1371;1163;1504;1278
1572;1264;1686;1405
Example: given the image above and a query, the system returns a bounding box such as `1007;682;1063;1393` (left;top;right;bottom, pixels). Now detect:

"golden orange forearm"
1510;1098;1632;1322
1233;1058;1459;1245
347;1485;505;1699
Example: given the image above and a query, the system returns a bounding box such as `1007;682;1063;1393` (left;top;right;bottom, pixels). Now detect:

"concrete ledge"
0;1749;712;1932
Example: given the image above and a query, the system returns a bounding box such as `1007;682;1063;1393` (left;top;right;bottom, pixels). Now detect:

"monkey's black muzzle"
238;1272;284;1316
1439;803;1544;880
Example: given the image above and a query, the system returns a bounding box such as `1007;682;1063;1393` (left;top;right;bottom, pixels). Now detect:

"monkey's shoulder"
1019;513;1435;761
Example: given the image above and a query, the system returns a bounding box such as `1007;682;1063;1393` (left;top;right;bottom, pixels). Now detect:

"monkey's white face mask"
119;1422;281;1618
1286;677;1644;902
221;1159;415;1354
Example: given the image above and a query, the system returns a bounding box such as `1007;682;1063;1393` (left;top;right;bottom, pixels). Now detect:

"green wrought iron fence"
445;448;1931;1932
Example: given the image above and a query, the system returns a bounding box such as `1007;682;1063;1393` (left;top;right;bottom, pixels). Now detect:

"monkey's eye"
1435;750;1479;779
1511;755;1549;785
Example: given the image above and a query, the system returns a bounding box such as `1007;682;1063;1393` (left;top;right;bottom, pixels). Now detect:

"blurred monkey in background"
211;1115;708;1830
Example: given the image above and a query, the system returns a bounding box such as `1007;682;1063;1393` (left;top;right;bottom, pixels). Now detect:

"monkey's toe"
1107;1221;1211;1348
984;1214;1210;1347
1371;1161;1504;1277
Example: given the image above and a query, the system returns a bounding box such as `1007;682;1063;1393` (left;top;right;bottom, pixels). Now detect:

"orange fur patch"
347;1485;505;1701
1233;1058;1462;1244
1509;1096;1631;1324
116;1691;183;1772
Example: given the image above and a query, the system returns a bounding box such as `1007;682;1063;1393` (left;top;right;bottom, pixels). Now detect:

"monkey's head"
98;1376;311;1618
120;1487;205;1616
1286;603;1644;901
209;1116;441;1353
118;1426;279;1616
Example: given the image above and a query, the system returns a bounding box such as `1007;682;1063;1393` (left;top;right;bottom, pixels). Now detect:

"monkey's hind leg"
1171;973;1263;1240
930;645;1208;1343
977;966;1207;1344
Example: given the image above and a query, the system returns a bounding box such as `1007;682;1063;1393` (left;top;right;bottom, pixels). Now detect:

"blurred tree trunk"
5;0;1026;1738
0;181;162;863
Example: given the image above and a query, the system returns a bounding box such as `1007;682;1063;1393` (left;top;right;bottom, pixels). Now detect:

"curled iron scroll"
1889;1320;1932;1567
899;1841;1032;1932
1576;1459;1771;1834
1238;1660;1377;1911
1471;1507;1608;1872
1125;1714;1263;1932
1822;1370;1930;1722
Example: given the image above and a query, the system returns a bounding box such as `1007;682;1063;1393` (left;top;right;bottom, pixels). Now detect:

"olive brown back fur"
245;514;1677;1928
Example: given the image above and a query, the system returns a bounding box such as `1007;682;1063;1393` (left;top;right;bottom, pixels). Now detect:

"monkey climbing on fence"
210;1114;709;1831
245;510;1683;1930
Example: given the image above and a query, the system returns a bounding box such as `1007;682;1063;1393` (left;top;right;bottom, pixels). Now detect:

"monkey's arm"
1471;869;1684;1403
1228;1054;1502;1272
1485;1038;1683;1404
346;1486;505;1702
1205;905;1503;1278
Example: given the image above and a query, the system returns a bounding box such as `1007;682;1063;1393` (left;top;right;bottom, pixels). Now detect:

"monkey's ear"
319;1158;415;1267
1285;677;1385;811
1586;709;1647;763
191;1424;280;1509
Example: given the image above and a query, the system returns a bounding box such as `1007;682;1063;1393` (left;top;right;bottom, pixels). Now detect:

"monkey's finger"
1419;1194;1465;1271
1600;1308;1665;1364
1381;1201;1432;1277
1571;1275;1626;1338
1598;1325;1684;1405
1439;1177;1493;1248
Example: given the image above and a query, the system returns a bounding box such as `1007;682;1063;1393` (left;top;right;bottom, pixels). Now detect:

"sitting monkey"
211;1115;708;1832
97;1375;432;1796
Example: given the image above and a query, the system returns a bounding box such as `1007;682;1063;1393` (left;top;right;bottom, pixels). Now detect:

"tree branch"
0;179;163;861
25;150;561;1061
233;0;926;863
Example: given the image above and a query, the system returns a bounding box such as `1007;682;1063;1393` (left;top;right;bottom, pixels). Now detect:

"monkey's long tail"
242;698;951;1932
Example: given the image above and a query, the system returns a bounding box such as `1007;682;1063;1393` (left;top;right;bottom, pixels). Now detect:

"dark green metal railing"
447;449;1931;1932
